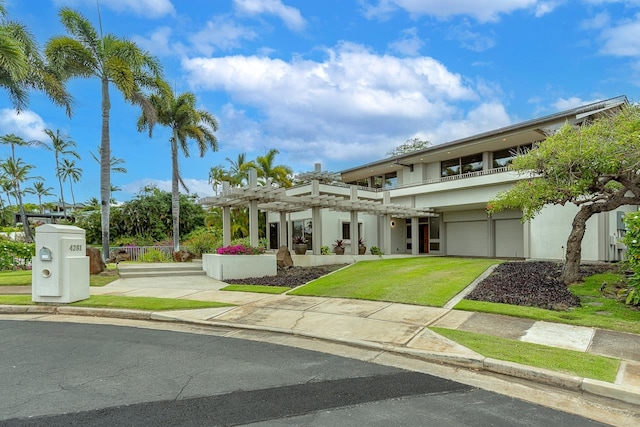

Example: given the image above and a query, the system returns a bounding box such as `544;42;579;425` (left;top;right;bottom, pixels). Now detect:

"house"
202;95;632;262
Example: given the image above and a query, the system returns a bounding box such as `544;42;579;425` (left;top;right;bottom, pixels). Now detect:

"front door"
419;224;429;254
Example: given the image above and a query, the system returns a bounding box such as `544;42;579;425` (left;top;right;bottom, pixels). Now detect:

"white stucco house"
202;95;633;263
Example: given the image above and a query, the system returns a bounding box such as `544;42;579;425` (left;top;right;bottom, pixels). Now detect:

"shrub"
622;213;640;305
216;244;265;255
370;246;383;256
183;232;220;257
320;245;331;255
0;241;35;270
139;247;172;263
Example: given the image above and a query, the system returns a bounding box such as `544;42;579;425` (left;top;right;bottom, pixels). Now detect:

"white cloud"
388;27;424;56
189;15;258;55
551;96;602;110
53;0;175;18
599;18;640;56
132;27;186;57
581;11;611;30
233;0;306;31
362;0;540;23
0;109;47;141
182;43;513;167
448;22;496;52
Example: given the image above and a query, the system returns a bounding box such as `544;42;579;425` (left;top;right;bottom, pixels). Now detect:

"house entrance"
419;224;429;253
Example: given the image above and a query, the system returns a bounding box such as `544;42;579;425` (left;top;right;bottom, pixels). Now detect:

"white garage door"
495;219;524;258
446;221;487;257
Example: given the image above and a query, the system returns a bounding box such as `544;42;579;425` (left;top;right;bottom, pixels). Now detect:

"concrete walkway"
2;274;640;410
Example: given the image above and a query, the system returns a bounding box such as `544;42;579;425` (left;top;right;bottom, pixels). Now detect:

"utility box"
32;224;89;304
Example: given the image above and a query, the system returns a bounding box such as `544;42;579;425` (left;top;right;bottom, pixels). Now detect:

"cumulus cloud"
233;0;306;31
361;0;540;23
53;0;175;18
0;109;48;141
181;42;513;167
132;27;186;57
388;27;424;56
599;18;640;56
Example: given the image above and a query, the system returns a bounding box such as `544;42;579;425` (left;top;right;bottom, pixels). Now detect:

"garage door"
446;221;487;257
495;219;524;258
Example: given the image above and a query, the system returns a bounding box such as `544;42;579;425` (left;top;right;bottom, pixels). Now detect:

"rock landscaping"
465;261;614;310
225;264;348;288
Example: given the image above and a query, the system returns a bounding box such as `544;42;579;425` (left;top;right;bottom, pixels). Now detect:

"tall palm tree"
90;146;127;174
0;134;47;162
59;158;82;208
0;1;71;114
32;181;54;214
1;158;39;241
43;128;79;217
46;7;163;258
208;165;229;195
138;89;218;252
254;149;293;187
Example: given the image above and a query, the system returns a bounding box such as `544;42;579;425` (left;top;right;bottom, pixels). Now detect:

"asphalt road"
0;320;605;426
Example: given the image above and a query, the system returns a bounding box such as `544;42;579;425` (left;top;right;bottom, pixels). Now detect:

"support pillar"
279;211;287;249
248;169;259;247
383;191;392;255
222;181;231;246
411;216;419;255
350;185;359;255
312;180;323;255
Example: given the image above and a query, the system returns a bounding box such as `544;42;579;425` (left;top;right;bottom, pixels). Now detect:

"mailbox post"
32;224;90;303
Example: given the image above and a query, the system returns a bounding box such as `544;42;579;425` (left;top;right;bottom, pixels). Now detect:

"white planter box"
202;253;277;280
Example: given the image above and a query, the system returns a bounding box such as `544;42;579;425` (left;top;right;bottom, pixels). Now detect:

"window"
441;158;460;177
384;172;397;189
492;144;533;168
461;154;483;173
292;219;313;249
341;222;363;240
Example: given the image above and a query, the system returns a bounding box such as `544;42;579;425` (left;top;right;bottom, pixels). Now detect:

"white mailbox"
32;224;89;303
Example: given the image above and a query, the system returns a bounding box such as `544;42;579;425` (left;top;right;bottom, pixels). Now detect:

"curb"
2;305;639;406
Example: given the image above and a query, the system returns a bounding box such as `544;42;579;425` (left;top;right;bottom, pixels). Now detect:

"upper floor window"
492;144;533;168
441;154;483;177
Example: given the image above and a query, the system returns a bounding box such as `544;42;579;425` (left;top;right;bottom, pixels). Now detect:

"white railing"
108;245;173;261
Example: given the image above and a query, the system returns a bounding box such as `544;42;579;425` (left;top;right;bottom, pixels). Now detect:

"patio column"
222;181;231;246
279;211;287;249
248;169;259;247
312;180;322;255
411;216;419;255
382;191;392;255
350;186;359;255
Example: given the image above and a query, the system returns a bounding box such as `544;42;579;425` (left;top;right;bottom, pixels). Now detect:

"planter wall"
202;253;277;280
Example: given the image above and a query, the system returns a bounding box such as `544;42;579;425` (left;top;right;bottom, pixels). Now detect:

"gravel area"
224;264;349;288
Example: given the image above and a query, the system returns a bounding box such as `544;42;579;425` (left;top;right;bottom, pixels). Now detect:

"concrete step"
117;262;205;278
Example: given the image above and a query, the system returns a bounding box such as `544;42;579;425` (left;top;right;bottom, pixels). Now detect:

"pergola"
200;168;437;255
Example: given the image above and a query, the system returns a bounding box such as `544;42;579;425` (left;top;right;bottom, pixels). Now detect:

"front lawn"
289;257;500;307
0;294;233;311
0;269;120;287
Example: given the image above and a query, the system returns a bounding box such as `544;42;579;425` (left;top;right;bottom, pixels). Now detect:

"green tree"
43;128;79;217
90;146;127;174
0;133;47;162
386;137;431;157
0;157;39;241
488;104;640;284
31;181;54;213
225;153;255;186
138;89;218;252
208;165;229;195
59;158;82;208
254;148;293;187
0;1;71;114
46;7;163;258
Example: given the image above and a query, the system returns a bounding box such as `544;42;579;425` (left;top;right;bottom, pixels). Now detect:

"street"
0;320;605;426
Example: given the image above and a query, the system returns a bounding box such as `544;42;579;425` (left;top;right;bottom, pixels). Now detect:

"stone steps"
117;262;205;279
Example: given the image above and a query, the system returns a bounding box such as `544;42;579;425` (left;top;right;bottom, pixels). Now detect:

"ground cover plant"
288;258;500;307
431;327;619;382
0;295;233;311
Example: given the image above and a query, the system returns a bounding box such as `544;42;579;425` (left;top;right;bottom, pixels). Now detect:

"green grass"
289;257;500;307
430;327;620;382
0;269;120;287
455;272;640;334
221;284;289;294
0;294;233;311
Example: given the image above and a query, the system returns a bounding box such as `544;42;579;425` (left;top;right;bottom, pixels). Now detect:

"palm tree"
0;133;48;162
138;89;218;252
208;165;229;195
0;1;71;114
43;129;79;217
59;158;82;208
90;146;127;174
0;157;39;241
32;181;54;213
254;149;293;187
46;7;163;258
225;153;255;186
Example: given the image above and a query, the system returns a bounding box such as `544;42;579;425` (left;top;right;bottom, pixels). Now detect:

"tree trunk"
15;182;32;242
56;153;66;218
100;76;111;261
171;135;180;253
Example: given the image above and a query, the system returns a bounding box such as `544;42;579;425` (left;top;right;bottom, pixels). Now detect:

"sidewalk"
2;274;640;410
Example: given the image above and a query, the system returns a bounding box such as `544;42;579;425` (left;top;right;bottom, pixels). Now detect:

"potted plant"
358;237;366;255
293;236;307;255
333;239;345;255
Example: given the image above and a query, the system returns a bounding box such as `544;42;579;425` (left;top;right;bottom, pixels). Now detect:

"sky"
1;0;639;207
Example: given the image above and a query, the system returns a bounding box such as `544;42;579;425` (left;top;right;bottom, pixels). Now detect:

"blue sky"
1;0;638;206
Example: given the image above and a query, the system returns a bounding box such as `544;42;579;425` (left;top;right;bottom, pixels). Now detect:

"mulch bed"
465;261;615;310
224;264;348;288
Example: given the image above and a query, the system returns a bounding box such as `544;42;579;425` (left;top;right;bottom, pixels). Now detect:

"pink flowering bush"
216;244;265;255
